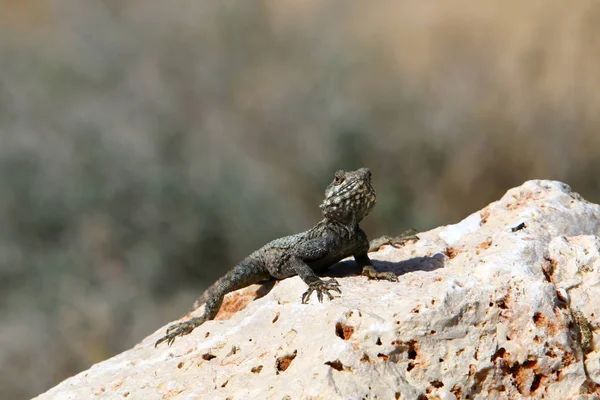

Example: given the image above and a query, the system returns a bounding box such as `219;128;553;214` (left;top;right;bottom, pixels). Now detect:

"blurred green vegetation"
1;1;600;398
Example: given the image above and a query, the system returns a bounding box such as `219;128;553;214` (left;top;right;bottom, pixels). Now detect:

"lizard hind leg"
368;229;419;252
155;316;208;347
155;262;269;347
155;294;223;347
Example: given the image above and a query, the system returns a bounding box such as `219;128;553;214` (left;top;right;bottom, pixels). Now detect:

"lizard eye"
333;171;345;185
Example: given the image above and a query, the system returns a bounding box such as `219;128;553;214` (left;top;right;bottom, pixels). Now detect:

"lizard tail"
190;263;244;310
189;261;270;314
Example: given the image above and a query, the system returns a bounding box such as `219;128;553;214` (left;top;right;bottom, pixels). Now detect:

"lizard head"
319;168;376;225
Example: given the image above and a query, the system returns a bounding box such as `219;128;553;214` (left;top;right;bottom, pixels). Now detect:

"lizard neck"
321;218;359;238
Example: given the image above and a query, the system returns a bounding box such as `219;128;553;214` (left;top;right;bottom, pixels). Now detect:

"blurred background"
1;0;600;398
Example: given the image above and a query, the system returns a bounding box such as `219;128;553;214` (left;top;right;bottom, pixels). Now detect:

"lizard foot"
368;229;419;252
155;317;205;347
361;265;398;282
301;278;341;304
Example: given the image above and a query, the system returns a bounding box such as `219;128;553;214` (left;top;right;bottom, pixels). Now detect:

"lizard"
155;168;418;347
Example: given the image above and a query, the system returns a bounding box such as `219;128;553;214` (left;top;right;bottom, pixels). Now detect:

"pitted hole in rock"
491;347;506;362
450;384;463;399
177;362;184;369
276;350;297;373
471;367;491;395
530;374;543;392
407;341;418;360
376;337;382;346
533;312;545;327
360;353;371;363
477;237;493;250
445;247;459;259
272;312;280;323
335;322;354;340
325;360;351;372
430;380;444;388
495;354;539;395
545;347;558;358
513;362;538;395
579;379;600;394
251;365;263;374
387;340;419;366
202;353;216;361
426;381;444;394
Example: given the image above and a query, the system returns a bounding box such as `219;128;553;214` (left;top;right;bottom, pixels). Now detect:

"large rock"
35;180;600;400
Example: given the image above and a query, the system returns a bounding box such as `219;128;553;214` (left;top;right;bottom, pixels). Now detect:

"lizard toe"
155;318;204;347
302;278;342;303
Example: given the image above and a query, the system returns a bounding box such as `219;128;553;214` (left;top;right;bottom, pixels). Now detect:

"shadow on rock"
327;253;446;279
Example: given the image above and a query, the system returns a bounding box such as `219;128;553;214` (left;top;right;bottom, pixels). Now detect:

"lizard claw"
155;318;204;347
301;278;341;304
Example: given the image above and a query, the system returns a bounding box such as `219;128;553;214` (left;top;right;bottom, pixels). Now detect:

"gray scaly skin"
156;168;399;347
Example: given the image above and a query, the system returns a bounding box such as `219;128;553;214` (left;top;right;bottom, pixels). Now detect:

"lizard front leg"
284;256;341;304
302;277;341;304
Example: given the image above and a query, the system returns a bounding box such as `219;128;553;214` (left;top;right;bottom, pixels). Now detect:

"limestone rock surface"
35;180;600;400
